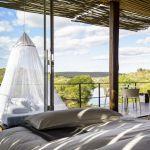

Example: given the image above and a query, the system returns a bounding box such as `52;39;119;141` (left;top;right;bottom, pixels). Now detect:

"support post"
44;0;48;112
109;0;120;112
50;0;54;110
98;83;101;107
79;84;82;108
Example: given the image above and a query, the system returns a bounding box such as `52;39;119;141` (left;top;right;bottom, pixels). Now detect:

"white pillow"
25;108;122;130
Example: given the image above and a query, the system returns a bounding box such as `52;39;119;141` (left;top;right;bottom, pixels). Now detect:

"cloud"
137;27;150;34
55;49;90;57
55;35;107;52
120;58;150;65
31;35;91;57
54;25;109;56
120;46;150;56
0;36;17;66
119;29;135;38
55;25;108;37
15;11;43;28
31;29;150;61
1;9;149;72
25;21;110;57
15;11;72;29
0;9;14;17
92;46;150;62
136;37;150;45
0;21;13;32
15;10;134;39
15;10;142;56
0;36;16;49
92;55;108;61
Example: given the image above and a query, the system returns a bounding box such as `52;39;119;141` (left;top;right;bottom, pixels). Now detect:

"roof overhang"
0;0;150;31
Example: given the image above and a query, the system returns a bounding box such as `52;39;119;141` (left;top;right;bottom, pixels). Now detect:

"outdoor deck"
78;101;150;118
100;95;150;117
55;81;150;118
91;99;150;118
0;0;149;113
119;102;150;118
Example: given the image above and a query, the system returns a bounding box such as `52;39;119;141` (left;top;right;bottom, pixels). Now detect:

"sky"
0;7;150;73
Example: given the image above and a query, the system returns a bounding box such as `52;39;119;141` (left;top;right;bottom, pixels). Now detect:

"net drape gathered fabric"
0;33;67;124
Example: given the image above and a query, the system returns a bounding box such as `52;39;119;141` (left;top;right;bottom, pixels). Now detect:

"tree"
55;75;95;108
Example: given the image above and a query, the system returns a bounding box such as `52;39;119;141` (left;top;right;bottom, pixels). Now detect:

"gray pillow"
25;108;122;130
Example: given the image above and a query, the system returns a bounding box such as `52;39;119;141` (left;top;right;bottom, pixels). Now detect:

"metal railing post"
135;82;137;88
98;83;101;107
79;83;82;108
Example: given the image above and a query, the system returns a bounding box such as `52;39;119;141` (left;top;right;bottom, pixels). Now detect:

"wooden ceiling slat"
0;0;149;31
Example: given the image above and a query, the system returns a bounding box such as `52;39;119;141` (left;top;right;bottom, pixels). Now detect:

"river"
88;87;109;107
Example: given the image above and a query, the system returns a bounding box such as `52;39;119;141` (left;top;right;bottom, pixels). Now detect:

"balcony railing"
55;82;150;108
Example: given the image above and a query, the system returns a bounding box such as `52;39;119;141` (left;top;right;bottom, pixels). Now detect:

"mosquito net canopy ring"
0;33;67;125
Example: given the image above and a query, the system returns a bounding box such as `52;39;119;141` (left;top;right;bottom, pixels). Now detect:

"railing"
55;82;150;108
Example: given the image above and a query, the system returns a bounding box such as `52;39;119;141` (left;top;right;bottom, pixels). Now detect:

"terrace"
0;1;150;150
0;0;150;116
55;81;150;117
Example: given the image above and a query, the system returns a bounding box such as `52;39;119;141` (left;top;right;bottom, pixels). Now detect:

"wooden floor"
92;97;149;117
119;102;150;117
101;97;150;117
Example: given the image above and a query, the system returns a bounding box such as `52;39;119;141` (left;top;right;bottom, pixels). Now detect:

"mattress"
1;117;150;150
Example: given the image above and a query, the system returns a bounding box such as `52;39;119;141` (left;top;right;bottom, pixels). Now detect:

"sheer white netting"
0;33;67;124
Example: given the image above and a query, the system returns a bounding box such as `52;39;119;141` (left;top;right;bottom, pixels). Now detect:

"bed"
1;108;150;150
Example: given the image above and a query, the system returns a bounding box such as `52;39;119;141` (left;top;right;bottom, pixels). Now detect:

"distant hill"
55;72;109;78
0;69;108;83
1;68;149;80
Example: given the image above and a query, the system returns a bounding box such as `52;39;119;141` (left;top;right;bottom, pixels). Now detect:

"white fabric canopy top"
0;32;67;124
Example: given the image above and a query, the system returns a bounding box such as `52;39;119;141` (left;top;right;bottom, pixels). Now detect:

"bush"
55;75;95;108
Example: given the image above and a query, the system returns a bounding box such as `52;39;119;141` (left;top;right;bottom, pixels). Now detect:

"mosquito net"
0;32;67;124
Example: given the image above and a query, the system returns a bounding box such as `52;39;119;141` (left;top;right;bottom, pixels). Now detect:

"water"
89;87;109;107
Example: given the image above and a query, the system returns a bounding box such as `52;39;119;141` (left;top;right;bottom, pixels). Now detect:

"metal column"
44;0;48;111
50;0;54;110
